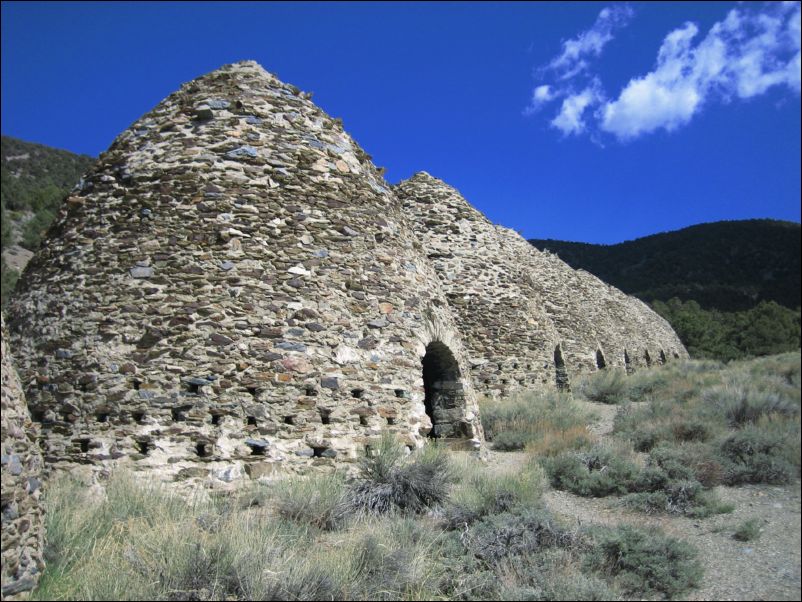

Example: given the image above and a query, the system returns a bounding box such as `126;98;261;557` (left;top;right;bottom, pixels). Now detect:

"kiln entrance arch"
554;344;570;391
422;341;466;439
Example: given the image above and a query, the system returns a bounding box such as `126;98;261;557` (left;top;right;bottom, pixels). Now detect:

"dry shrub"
525;424;596;458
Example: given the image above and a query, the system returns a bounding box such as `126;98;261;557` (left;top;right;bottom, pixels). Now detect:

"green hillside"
1;135;95;303
530;221;801;360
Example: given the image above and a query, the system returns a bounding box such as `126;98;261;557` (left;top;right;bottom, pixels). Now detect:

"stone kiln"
1;316;44;599
6;61;482;487
5;61;686;490
395;173;687;397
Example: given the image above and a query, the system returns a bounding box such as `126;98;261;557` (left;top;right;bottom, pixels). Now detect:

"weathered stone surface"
1;316;45;600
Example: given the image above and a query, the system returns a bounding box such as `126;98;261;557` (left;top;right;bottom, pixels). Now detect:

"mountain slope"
530;221;801;359
1;136;95;303
530;220;801;312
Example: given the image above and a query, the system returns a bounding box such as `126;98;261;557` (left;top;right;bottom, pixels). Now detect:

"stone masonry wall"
1;316;45;600
6;61;481;490
395;173;688;396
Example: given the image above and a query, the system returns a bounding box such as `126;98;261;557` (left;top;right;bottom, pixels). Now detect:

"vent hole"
312;447;329;458
247;416;257;426
247;442;267;456
132;380;141;391
132;411;146;424
96;412;109;423
386;417;396;425
171;406;191;422
31;409;45;423
137;440;150;455
351;389;364;399
211;413;222;426
187;382;201;395
305;386;318;396
359;415;369;426
394;389;406;399
196;442;209;457
246;386;259;397
319;409;331;425
284;416;295;425
76;439;90;453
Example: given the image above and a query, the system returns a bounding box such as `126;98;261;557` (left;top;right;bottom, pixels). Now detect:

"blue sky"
2;1;800;244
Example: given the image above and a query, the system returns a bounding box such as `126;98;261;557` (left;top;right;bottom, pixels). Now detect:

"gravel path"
484;401;802;601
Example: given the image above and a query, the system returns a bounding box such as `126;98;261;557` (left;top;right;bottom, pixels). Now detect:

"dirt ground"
483;398;802;601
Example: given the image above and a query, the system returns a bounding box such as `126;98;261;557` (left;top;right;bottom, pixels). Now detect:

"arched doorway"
644;349;652;367
659;349;667;364
554;344;570;391
595;349;607;370
422;341;467;439
624;349;634;375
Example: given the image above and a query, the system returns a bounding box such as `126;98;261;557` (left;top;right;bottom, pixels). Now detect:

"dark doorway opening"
422;341;467;439
554;344;570;391
659;349;667;364
624;349;633;375
595;349;607;370
644;350;652;367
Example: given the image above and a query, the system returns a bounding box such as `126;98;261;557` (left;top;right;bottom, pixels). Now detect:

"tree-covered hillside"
530;221;801;360
1;136;95;303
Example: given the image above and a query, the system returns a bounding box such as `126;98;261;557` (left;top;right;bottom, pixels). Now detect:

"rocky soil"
485;399;802;601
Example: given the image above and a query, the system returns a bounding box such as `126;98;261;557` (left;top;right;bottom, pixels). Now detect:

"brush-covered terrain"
530;223;801;360
33;352;800;601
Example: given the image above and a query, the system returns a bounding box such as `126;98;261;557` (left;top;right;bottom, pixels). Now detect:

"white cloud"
549;5;634;79
599;3;801;140
551;86;602;135
534;85;554;102
526;2;801;141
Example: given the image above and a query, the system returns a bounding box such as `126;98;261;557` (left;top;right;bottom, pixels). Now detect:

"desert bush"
704;381;800;428
272;472;349;530
496;549;617;601
463;507;579;563
719;427;796;485
670;418;712;442
625;369;671;402
586;525;703;597
576;368;629;404
525;424;596;457
542;444;638;497
479;390;590;451
347;435;453;515
445;459;545;529
732;519;762;542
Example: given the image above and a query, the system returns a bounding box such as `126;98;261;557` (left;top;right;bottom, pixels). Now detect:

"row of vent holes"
87;407;399;429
